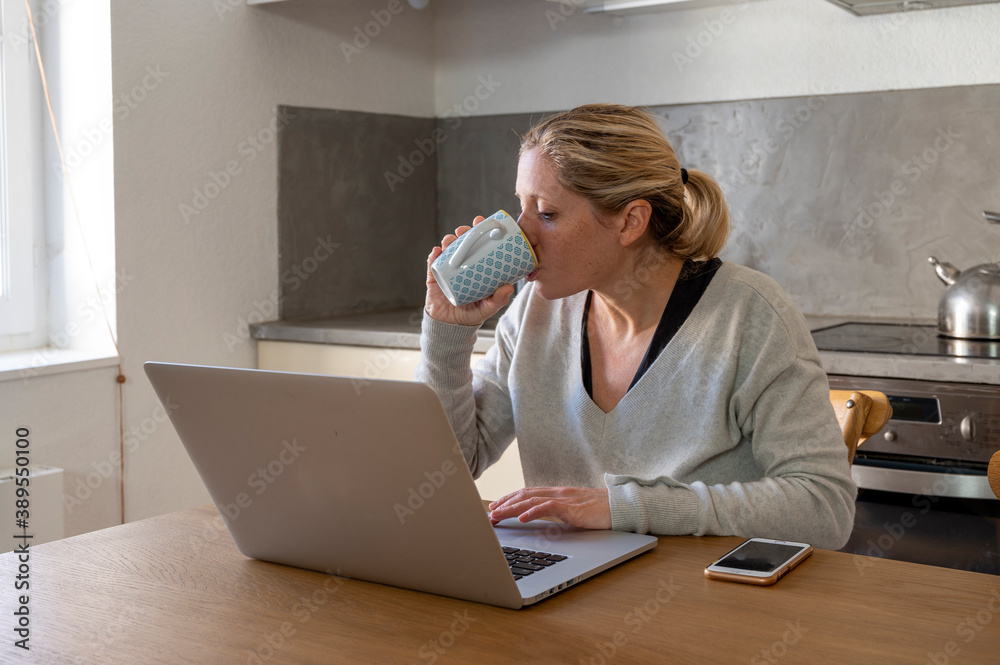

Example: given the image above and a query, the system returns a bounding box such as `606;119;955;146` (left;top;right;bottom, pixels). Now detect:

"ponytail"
672;168;730;261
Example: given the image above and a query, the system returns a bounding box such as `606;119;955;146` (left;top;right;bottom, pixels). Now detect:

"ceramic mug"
430;210;537;307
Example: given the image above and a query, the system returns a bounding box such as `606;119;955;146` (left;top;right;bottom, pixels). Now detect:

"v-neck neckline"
578;259;723;415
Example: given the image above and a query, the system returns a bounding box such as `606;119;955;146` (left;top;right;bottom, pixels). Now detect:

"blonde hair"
519;104;729;261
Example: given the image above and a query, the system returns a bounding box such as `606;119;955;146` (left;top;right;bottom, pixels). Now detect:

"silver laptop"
144;362;657;609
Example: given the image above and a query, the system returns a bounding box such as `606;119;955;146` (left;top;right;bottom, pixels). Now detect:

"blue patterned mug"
430;210;538;307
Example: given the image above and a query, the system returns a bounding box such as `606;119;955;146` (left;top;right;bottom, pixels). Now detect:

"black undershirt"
581;258;723;399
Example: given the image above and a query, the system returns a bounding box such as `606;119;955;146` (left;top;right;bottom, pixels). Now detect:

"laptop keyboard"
502;546;567;580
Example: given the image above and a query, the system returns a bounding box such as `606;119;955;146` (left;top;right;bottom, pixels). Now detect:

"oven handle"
852;465;997;500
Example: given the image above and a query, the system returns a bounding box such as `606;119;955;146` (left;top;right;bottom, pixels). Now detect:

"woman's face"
515;149;624;301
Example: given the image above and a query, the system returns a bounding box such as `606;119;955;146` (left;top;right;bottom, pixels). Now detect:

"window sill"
0;347;120;383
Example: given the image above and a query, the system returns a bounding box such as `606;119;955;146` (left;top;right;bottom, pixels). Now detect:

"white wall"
434;0;1000;114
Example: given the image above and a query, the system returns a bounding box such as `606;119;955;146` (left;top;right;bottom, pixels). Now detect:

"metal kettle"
929;212;1000;340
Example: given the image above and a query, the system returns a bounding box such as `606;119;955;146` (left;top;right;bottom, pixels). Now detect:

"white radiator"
0;465;64;554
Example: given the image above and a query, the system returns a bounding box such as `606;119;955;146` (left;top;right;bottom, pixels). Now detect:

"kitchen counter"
251;307;499;354
251;311;1000;384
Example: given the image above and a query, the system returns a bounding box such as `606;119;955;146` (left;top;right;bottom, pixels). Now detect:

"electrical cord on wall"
25;0;127;525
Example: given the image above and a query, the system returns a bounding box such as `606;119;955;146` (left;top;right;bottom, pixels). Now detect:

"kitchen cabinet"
256;339;525;501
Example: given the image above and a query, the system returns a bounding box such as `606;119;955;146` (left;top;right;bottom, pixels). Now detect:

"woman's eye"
539;212;555;221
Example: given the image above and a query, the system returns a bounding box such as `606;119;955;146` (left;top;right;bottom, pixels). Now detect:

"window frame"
0;0;43;339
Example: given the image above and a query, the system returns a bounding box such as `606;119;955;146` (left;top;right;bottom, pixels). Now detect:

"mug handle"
448;219;505;269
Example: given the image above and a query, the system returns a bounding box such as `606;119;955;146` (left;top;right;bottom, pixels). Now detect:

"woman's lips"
527;268;540;281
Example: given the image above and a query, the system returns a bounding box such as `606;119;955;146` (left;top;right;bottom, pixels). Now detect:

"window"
0;0;43;340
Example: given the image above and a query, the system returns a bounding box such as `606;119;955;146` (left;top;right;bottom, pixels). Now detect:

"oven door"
827;375;1000;574
841;463;1000;575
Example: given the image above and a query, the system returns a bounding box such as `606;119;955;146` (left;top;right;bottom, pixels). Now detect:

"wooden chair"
989;450;1000;500
829;390;892;465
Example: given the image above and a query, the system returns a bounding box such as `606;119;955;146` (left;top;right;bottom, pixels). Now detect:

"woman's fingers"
488;487;612;530
424;215;513;327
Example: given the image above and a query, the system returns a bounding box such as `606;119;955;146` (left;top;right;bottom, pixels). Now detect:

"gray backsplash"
435;112;538;238
277;106;437;319
659;86;1000;320
280;85;1000;321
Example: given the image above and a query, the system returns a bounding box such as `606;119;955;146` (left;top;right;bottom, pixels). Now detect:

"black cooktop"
811;322;1000;360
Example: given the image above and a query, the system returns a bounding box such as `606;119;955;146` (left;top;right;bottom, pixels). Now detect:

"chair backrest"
829;390;892;465
989;451;1000;501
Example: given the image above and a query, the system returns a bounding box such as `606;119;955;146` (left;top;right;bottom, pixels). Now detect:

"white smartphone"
704;537;813;586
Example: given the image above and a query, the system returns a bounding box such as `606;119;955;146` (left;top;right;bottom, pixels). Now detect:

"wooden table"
2;504;998;664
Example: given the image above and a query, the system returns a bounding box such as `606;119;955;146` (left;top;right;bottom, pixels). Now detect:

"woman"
416;104;855;550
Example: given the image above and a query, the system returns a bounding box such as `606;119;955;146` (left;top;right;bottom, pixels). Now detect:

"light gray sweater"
416;262;857;550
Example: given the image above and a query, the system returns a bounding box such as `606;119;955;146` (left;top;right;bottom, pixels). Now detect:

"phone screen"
714;540;805;573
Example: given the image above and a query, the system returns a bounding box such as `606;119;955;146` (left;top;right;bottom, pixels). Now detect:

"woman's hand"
425;216;516;327
488;487;612;530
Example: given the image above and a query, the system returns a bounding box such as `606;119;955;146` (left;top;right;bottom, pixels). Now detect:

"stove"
810;322;1000;575
812;322;1000;360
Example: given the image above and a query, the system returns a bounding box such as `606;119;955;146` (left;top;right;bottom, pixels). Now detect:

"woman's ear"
618;200;652;247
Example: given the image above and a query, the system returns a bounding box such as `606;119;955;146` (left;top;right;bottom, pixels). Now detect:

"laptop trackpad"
493;518;578;547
